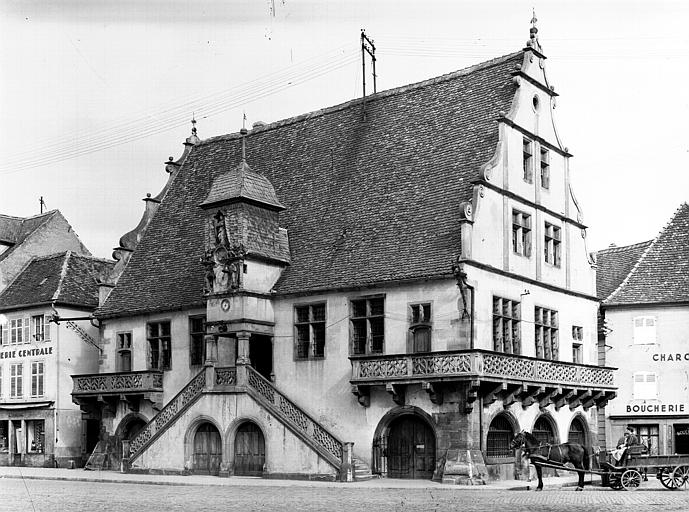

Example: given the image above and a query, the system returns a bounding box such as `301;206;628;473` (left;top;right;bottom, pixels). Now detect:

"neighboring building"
75;23;615;482
0;210;91;293
0;252;113;467
598;203;689;455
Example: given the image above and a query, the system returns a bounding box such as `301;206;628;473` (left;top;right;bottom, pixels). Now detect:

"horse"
510;430;590;491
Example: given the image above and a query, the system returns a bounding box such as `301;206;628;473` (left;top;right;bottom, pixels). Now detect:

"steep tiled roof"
0;211;56;261
604;203;689;305
97;51;524;318
0;252;114;310
595;240;652;300
200;160;285;210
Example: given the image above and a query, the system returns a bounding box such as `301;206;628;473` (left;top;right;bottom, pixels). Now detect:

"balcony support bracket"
538;386;560;410
484;382;507;406
386;383;405;406
351;385;370;408
423;381;443;405
555;388;576;411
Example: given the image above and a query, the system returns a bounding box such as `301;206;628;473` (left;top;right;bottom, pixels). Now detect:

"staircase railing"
245;365;344;469
128;369;206;463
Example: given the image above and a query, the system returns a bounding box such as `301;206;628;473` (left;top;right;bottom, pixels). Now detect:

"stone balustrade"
72;370;164;396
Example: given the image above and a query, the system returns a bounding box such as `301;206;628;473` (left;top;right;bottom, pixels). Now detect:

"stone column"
236;331;251;366
204;334;218;365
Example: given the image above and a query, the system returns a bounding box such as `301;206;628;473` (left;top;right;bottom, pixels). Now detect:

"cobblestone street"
2;478;689;512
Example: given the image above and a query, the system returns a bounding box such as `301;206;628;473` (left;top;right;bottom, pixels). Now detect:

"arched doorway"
533;415;557;445
387;415;435;479
486;414;515;459
568;416;588;447
193;422;222;475
234;422;265;476
121;418;146;441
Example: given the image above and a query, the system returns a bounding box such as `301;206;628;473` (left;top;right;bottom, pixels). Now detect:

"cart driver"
611;426;638;465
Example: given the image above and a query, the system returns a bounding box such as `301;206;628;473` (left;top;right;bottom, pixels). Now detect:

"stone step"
352;458;374;481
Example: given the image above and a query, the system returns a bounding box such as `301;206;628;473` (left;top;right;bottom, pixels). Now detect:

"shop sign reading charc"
652;352;689;362
0;346;53;359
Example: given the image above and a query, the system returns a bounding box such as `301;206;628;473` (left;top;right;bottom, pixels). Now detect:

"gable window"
572;326;583;364
189;316;206;367
523;138;533;183
540;147;550;189
10;318;29;345
493;297;520;354
409;303;432;353
512;210;532;257
633;317;656;345
31;315;49;342
295;303;326;360
633;372;657;400
535;307;558;360
10;363;23;398
544;222;561;266
117;332;132;372
350;296;385;355
30;361;44;398
147;321;172;371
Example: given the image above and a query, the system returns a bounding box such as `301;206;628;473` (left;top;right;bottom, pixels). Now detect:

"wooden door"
387;416;435;479
234;422;265;476
193;423;221;475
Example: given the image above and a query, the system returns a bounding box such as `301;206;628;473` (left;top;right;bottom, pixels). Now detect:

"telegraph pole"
361;29;377;120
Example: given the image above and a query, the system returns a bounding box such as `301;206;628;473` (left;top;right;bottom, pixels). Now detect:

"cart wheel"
659;469;677;489
673;465;689;490
609;475;622;490
621;469;642;491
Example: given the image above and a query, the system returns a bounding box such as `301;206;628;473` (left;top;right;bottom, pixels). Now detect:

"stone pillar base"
437;449;487;485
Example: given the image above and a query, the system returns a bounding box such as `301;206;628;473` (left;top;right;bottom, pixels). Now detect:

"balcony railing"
72;370;164;396
350;349;615;389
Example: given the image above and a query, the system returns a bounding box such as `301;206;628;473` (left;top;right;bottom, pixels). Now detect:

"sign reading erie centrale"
0;346;54;359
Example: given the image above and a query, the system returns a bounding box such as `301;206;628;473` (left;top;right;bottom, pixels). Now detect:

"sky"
1;0;688;260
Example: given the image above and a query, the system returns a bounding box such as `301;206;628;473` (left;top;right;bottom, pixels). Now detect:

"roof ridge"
51;251;72;303
604;203;687;304
596;239;653;255
200;50;524;146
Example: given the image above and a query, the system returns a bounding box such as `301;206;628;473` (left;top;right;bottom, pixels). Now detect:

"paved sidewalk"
0;465;606;491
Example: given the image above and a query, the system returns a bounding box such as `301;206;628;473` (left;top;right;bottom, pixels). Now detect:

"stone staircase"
353;457;374;481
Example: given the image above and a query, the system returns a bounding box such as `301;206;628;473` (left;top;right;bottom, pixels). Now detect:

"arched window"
568;417;586;446
533;416;555;445
486;414;514;458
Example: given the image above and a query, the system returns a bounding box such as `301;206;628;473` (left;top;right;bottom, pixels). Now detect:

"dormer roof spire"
240;113;248;162
527;9;543;54
186;115;200;146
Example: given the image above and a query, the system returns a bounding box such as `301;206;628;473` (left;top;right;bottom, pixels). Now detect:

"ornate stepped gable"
97;50;524;318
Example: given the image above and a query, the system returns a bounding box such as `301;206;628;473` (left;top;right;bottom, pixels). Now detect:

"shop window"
535;307;559;360
493;297;520;354
189;316;206;367
486;414;514;460
512;210;532;257
26;420;45;453
295;303;326;360
544;222;561;266
30;361;44;398
631;424;659;455
0;421;8;452
31;315;49;342
674;424;689;455
350;297;385;355
540;147;550;189
633;372;657;400
10;363;22;398
633;317;656;344
409;303;432;353
117;332;132;372
147;321;171;371
572;326;583;364
523;138;533;183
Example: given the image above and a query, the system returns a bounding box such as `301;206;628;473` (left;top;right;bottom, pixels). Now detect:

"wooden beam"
555;389;576;411
538;386;560;409
569;390;592;411
502;383;523;408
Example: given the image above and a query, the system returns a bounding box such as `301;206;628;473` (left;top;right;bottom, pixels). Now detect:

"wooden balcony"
350;349;616;411
72;370;164;410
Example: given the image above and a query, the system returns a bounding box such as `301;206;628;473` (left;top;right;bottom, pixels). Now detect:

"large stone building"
74;24;615;482
597;203;689;455
0;252;113;466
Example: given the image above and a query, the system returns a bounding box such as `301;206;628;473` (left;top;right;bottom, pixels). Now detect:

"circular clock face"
220;299;231;312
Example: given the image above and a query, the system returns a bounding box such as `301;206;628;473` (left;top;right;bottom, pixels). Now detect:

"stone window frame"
116;331;133;372
294;302;326;360
188;316;206;367
544;222;561;267
540;147;550;189
350;295;385;356
523;137;533;183
534;306;558;360
492;296;521;355
147;320;172;371
512;209;532;257
407;302;432;354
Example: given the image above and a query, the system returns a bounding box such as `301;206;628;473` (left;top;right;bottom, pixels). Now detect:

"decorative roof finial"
527;8;542;52
191;113;197;136
240;112;248;162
